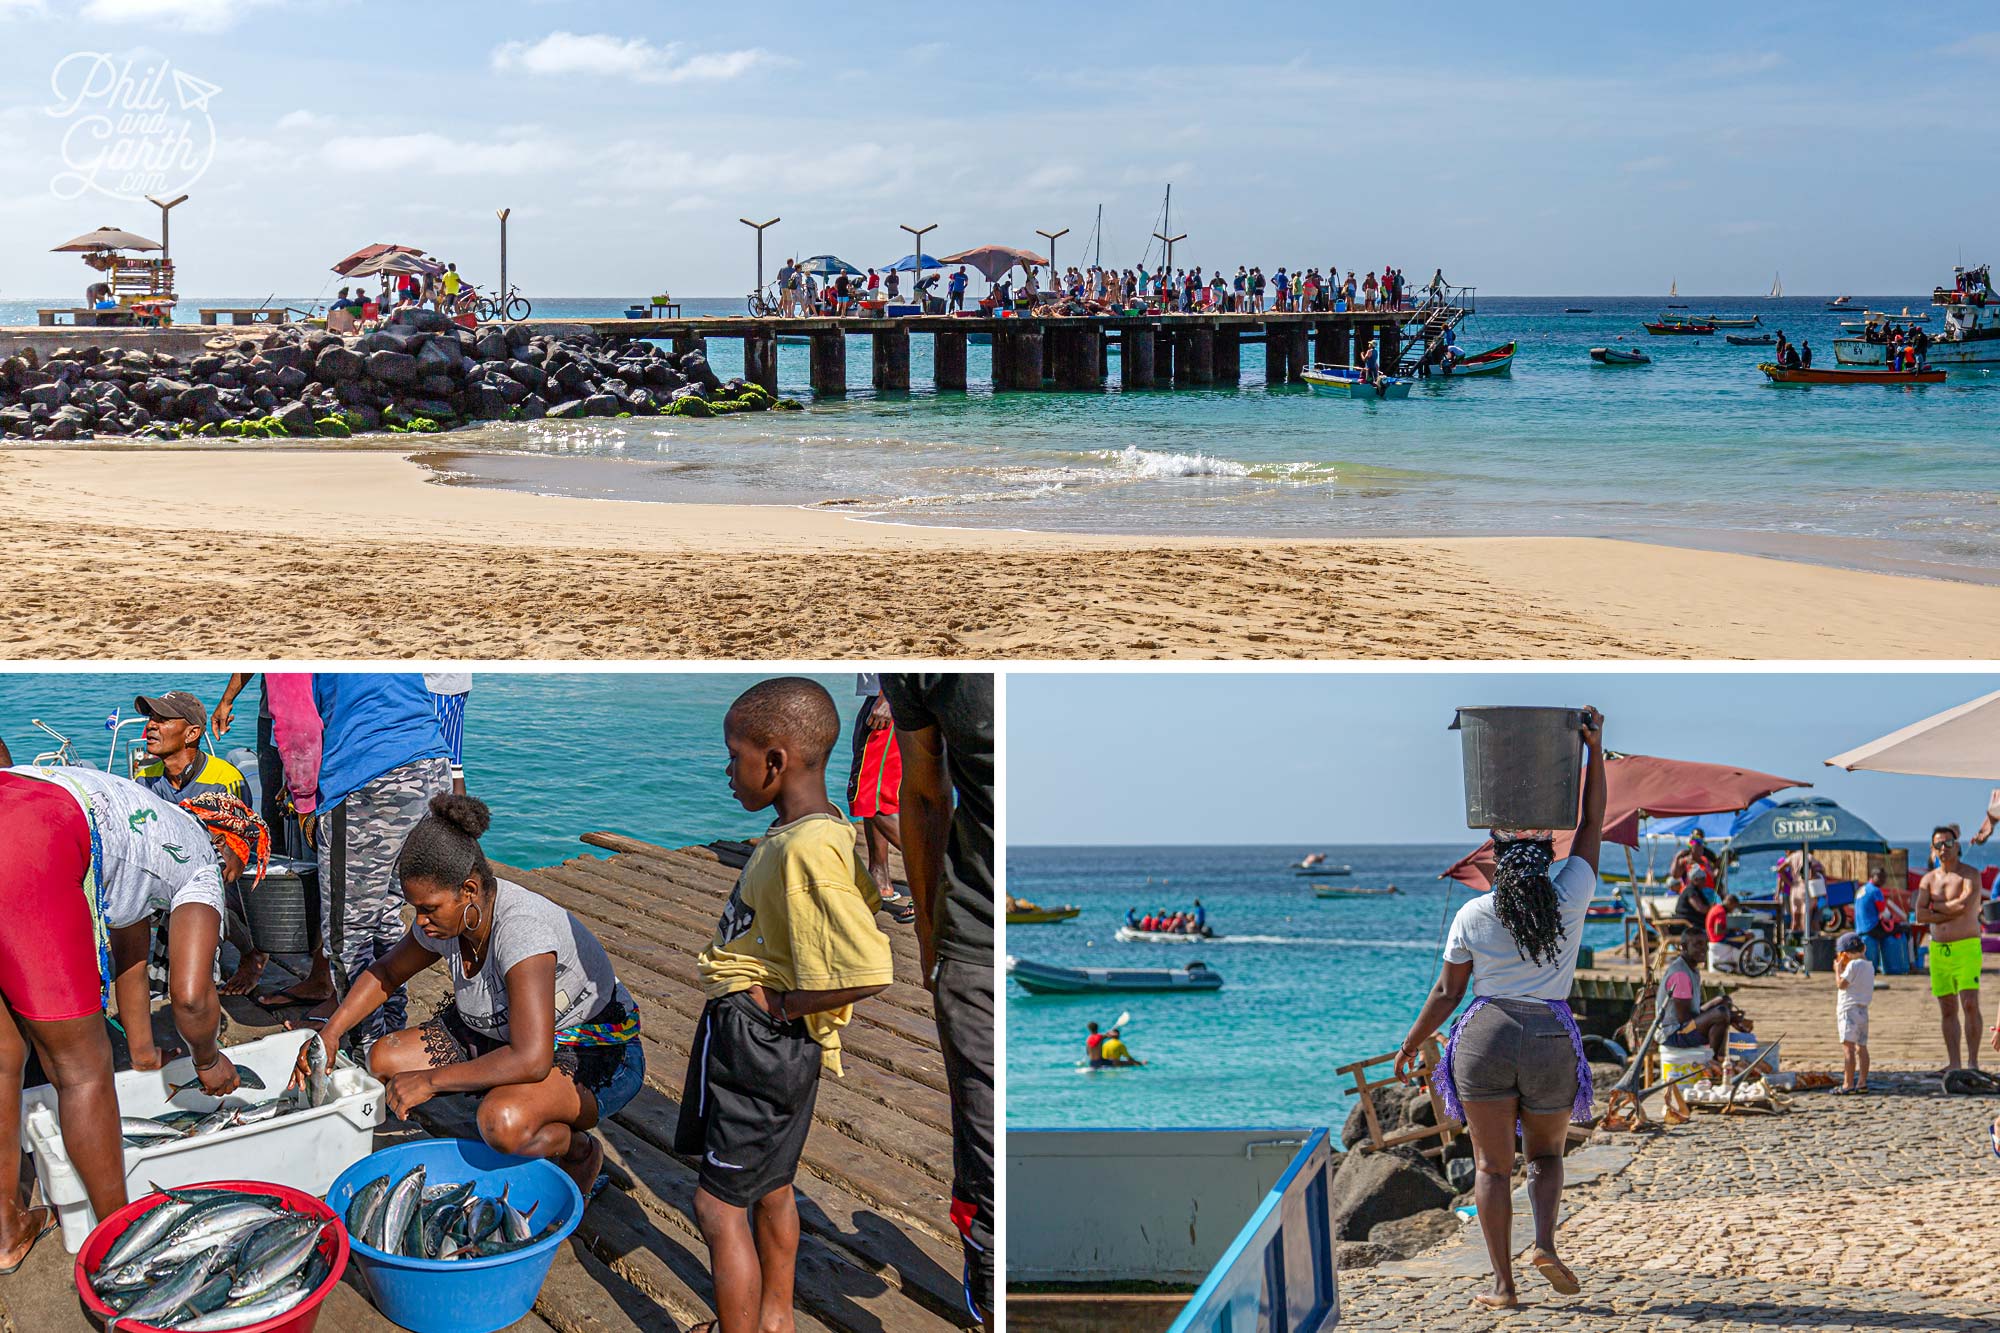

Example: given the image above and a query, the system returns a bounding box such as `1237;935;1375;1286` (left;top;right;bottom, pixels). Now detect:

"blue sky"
1007;673;2000;846
1;1;1993;297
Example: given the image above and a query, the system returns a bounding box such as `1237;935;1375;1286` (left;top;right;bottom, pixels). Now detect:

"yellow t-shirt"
442;271;461;295
696;812;894;1075
1100;1038;1129;1062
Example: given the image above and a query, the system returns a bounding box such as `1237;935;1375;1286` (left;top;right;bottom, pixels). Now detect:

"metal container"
1450;706;1585;831
245;856;317;955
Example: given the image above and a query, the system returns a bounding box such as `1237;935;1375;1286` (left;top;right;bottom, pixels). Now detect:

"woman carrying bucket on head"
1393;707;1605;1312
0;766;268;1273
294;794;644;1196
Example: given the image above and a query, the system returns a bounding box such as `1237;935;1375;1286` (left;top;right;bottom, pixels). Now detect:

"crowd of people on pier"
0;673;998;1326
768;255;1442;320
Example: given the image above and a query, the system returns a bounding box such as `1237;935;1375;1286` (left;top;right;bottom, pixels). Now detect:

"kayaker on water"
1085;1021;1106;1065
1097;1028;1143;1067
1394;706;1605;1312
295;794;645;1196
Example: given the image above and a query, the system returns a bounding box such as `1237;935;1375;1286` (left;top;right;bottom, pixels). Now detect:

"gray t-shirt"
410;878;629;1043
1443;856;1596;1001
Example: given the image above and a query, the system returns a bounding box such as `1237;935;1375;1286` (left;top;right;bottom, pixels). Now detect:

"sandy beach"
5;448;1999;659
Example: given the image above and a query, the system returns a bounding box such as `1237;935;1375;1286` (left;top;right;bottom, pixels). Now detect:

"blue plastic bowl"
326;1138;583;1333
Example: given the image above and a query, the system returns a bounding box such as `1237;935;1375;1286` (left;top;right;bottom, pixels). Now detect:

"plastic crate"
21;1028;384;1252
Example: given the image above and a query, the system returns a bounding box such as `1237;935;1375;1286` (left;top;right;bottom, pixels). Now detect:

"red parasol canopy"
1441;752;1805;889
938;244;1048;282
331;243;428;276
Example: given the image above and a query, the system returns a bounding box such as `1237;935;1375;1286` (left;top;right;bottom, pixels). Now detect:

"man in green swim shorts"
1917;825;1984;1074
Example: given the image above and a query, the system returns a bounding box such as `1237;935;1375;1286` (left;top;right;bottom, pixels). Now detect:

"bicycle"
476;284;533;322
746;285;779;318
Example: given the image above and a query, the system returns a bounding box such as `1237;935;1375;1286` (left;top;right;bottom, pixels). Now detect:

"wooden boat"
1584;898;1628;921
1645;321;1716;335
1760;362;1945;385
1008;955;1223;995
1116;925;1220;943
1007;905;1082;925
1591;346;1651;365
1436;341;1516;377
1294;865;1351;877
1703;315;1761;328
1726;334;1775;346
1302;364;1411;398
1312;884;1401;900
1564;307;1593;314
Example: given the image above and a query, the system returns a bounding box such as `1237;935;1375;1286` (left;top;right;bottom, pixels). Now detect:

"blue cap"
1836;932;1864;954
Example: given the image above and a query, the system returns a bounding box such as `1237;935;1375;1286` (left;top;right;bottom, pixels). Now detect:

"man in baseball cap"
133;689;265;994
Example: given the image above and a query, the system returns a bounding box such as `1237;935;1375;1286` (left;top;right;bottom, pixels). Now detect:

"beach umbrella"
1825;689;2000;780
939;244;1048;282
331;242;427;276
52;226;160;252
797;254;862;277
1441;752;1804;889
1641;798;1778;845
879;253;945;273
343;250;441;278
1725;797;1887;857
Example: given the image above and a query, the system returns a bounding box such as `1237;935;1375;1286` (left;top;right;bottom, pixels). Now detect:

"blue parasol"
879;253;945;273
1726;797;1888;856
797;254;862;276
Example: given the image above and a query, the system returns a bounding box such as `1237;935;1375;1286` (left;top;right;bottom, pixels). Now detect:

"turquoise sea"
5;294;1998;578
0;671;857;868
1005;841;1994;1131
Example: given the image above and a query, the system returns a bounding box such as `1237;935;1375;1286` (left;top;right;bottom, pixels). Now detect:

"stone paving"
1336;1073;2000;1331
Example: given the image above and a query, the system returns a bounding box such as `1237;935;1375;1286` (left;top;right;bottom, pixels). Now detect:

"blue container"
326;1138;583;1333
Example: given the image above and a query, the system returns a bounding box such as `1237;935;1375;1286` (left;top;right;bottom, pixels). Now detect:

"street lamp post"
740;216;780;309
901;222;936;307
145;192;188;273
1036;227;1070;287
496;208;511;316
1153;230;1187;276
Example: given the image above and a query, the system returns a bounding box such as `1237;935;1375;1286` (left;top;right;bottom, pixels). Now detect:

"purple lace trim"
1432;996;1595;1127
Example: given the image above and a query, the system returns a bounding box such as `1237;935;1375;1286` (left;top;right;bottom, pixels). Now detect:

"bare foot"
560;1131;605;1198
1471;1290;1519;1310
219;950;269;996
253;984;334;1011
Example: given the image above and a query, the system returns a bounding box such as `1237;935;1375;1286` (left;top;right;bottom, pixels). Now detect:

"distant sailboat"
1667;278;1686;309
1769;273;1783;299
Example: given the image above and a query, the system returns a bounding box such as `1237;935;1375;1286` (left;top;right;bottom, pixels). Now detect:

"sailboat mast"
1095;203;1102;268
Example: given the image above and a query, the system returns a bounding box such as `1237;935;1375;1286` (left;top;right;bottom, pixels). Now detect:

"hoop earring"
463;899;482;934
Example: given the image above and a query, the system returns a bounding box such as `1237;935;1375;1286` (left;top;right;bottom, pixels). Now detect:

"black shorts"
674;992;822;1208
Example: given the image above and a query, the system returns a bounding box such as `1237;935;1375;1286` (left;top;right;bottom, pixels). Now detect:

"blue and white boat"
1301;363;1411;399
1007;956;1224;995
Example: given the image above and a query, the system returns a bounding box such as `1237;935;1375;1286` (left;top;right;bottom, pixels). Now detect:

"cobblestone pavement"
1338;1074;2000;1331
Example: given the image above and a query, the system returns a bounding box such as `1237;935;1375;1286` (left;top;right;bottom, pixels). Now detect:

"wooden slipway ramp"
463;832;969;1333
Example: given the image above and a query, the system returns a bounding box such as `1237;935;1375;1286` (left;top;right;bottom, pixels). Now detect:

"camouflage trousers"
317;756;451;1047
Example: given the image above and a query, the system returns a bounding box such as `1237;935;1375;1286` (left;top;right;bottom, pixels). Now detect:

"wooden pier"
535;297;1473;395
0;831;968;1333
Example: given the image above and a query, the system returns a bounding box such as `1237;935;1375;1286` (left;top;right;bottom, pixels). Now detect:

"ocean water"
9;294;1999;576
1004;841;1990;1131
0;670;859;868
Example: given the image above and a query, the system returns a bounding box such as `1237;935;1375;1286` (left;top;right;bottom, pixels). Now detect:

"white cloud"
490;31;775;85
0;0;49;15
78;0;279;31
275;109;334;133
320;131;555;176
1024;163;1082;191
1942;32;2000;58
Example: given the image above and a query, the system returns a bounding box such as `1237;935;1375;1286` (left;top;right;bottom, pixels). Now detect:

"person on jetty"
1394;706;1605;1311
296;794;643;1195
1834;930;1874;1094
675;678;895;1333
1917;824;1983;1073
132;689;267;993
0;764;268;1273
948;266;968;313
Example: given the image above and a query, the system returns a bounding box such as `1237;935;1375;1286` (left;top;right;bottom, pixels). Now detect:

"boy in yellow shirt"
677;677;894;1333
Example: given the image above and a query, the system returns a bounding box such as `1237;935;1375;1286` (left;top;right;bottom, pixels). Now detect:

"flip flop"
252;987;330;1011
589;1173;610;1201
0;1207;57;1276
1530;1249;1580;1295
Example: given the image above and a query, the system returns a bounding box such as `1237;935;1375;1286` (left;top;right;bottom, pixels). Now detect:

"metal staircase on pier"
1397;284;1475;375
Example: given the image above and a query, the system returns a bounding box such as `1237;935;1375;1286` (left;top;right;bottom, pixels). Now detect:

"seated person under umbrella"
1657;931;1752;1064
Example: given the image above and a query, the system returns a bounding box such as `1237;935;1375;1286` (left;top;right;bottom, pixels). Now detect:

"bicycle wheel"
1738;938;1775;978
504;294;531;321
475;298;498;322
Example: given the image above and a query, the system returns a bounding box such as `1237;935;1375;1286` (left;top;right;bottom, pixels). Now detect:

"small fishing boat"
1702;315;1761;329
1007;900;1083;925
1584;898;1628;921
1294;865;1352;877
1644;321;1716;335
1564;307;1593;314
1116;925;1220;943
1302;363;1412;399
1759;362;1945;385
1827;295;1855;309
1435;341;1517;377
1312;884;1401;900
1726;333;1775;346
1008;955;1223;995
1591;346;1651;365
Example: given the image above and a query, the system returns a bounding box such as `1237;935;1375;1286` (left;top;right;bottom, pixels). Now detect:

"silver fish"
167;1066;267;1099
344;1174;391;1245
229;1219;324;1302
304;1034;332;1108
186;1107;243;1138
99;1198;194;1273
106;1247;221;1331
120;1116;184;1141
172;1279;312;1329
377;1165;426;1256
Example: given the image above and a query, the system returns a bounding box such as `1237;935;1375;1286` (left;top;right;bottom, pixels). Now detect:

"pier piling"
871;327;911;392
1214;327;1242;384
934;330;968;391
1285;324;1310;383
1316;321;1349;369
1264;322;1292;385
1122;326;1156;389
1156;328;1177;386
1052;325;1104;391
671;331;706;358
744;330;779;394
1185;325;1215;385
809;330;847;396
997;326;1044;391
1380;324;1401;373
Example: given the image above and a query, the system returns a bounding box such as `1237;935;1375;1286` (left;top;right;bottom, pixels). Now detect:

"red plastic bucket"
74;1179;349;1333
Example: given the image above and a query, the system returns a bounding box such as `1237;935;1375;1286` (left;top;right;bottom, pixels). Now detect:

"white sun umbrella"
1825;689;2000;780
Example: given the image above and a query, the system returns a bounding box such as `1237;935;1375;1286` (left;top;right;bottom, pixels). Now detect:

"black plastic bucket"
1450;706;1586;831
244;857;317;954
1804;934;1837;973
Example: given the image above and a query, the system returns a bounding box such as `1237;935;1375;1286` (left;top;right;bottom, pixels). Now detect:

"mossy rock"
314;417;352;438
737;384;773;403
196;422;219;436
670;397;713;418
774;398;804;411
732;394;771;412
710;401;744;415
615;411;633;419
217;419;244;437
408;417;441;433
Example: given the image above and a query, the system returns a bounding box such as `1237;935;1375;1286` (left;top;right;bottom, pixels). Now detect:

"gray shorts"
1453;998;1579;1114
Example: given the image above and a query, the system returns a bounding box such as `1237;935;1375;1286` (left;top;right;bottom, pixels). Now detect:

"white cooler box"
19;1028;384;1252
